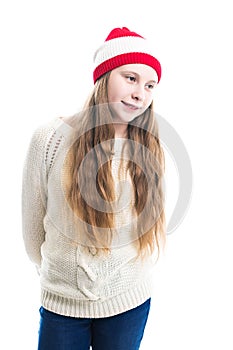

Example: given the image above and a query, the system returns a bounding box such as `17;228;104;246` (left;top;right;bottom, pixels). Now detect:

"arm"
21;126;48;272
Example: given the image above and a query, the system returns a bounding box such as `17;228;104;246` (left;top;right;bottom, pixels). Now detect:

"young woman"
22;26;166;350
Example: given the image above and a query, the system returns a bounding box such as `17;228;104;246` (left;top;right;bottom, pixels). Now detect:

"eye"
125;75;136;82
146;83;156;90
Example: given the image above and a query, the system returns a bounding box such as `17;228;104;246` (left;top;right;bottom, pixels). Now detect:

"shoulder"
29;117;72;150
24;117;72;172
35;117;76;174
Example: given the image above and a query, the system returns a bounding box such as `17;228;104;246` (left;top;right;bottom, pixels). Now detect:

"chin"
119;111;142;122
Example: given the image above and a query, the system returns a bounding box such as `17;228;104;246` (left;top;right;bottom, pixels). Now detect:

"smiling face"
107;64;158;126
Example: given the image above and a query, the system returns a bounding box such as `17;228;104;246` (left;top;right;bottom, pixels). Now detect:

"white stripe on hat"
93;36;156;69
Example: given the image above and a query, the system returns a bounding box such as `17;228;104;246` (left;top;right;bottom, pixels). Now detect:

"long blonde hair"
64;72;166;257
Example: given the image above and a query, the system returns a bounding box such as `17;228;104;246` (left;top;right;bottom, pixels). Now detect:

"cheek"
107;89;116;103
107;86;122;103
145;95;154;108
107;75;128;103
107;81;117;103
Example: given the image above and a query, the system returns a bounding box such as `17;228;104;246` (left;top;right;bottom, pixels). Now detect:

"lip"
121;101;141;110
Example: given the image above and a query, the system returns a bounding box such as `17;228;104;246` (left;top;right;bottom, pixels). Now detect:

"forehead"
114;63;158;81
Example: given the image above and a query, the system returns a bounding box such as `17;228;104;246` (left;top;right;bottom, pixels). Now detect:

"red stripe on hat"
93;52;161;84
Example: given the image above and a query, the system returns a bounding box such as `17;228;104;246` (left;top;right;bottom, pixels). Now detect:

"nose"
131;84;145;102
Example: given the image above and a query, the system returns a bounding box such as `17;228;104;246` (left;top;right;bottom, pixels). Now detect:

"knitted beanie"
93;27;161;84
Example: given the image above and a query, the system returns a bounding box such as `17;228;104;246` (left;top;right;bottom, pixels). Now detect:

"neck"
114;123;128;138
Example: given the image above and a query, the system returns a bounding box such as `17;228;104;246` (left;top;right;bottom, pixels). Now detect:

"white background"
1;0;233;349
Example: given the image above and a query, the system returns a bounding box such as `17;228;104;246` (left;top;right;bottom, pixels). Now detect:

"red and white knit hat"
93;27;161;84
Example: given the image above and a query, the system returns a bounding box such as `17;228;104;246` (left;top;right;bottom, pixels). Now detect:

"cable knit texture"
22;117;156;318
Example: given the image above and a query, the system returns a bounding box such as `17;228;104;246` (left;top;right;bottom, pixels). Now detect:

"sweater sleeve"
22;126;48;271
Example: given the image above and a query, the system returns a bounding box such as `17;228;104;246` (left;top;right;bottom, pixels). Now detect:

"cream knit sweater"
22;117;156;318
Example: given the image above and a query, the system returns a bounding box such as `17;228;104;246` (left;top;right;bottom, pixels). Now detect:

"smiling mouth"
121;101;141;110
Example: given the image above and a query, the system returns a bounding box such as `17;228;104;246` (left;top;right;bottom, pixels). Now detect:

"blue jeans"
38;298;151;350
